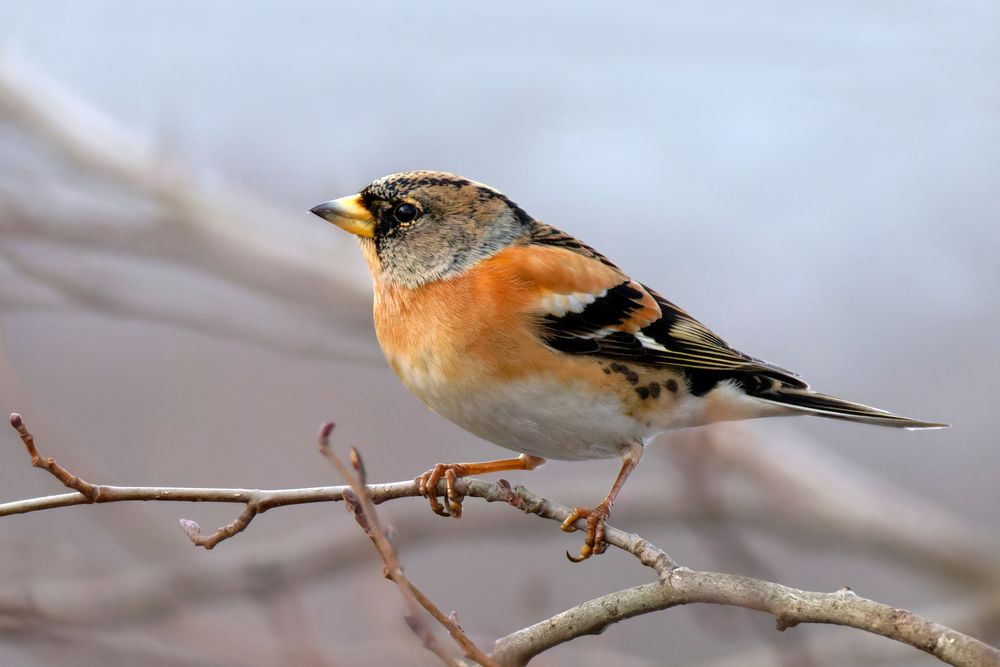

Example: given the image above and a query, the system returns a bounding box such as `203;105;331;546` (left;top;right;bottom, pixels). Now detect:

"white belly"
386;340;777;460
408;375;647;461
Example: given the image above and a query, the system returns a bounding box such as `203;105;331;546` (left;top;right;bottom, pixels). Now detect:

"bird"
310;170;947;562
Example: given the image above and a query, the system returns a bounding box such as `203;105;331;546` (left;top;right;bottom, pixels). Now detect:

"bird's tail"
751;386;949;430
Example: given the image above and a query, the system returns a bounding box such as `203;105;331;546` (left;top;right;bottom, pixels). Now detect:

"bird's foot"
415;455;545;519
416;463;468;518
560;501;611;562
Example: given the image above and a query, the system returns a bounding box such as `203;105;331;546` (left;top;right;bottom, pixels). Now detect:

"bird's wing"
519;226;806;393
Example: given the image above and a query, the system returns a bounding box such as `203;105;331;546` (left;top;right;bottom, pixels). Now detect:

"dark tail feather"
752;387;949;430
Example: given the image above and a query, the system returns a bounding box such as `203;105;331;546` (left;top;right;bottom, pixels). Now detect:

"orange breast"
376;260;527;385
366;243;687;429
370;244;626;388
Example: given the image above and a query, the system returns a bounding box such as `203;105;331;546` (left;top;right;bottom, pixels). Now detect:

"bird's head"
310;171;534;288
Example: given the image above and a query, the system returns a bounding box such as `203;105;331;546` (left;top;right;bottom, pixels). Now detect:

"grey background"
0;2;997;666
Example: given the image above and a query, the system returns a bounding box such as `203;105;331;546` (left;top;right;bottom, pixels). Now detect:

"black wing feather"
540;282;647;341
527;230;944;427
537;280;806;395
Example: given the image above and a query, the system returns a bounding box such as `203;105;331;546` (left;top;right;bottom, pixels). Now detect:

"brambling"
311;171;947;562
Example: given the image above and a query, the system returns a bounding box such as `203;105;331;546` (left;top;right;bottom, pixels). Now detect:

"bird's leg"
416;454;545;518
561;442;643;562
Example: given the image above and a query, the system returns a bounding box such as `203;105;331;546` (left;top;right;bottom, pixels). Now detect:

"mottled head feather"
355;171;534;287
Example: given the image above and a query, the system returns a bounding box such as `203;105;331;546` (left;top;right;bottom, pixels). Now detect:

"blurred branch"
670;430;820;667
3;413;998;667
0;238;373;360
1;613;258;667
0;59;378;359
0;59;365;311
670;425;1000;585
258;587;336;667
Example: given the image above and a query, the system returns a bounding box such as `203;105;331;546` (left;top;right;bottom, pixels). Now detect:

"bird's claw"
416;463;467;518
560;502;610;562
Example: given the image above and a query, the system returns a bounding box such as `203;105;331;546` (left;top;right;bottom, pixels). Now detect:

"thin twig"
0;414;679;568
9;413;100;500
318;422;493;667
179;505;260;550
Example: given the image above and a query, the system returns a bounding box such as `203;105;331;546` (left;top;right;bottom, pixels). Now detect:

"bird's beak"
309;194;375;238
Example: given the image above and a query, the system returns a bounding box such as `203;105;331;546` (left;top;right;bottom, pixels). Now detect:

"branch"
490;574;1000;667
318;422;495;667
687;593;1000;667
9;412;100;500
3;413;997;667
0;414;677;572
2;482;994;632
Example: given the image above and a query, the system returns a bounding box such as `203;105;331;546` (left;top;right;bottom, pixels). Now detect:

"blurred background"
1;2;998;665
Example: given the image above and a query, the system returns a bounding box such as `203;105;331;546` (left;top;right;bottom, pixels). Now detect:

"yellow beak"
309;194;375;238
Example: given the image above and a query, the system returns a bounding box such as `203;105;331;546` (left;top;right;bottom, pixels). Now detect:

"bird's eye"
393;203;419;223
